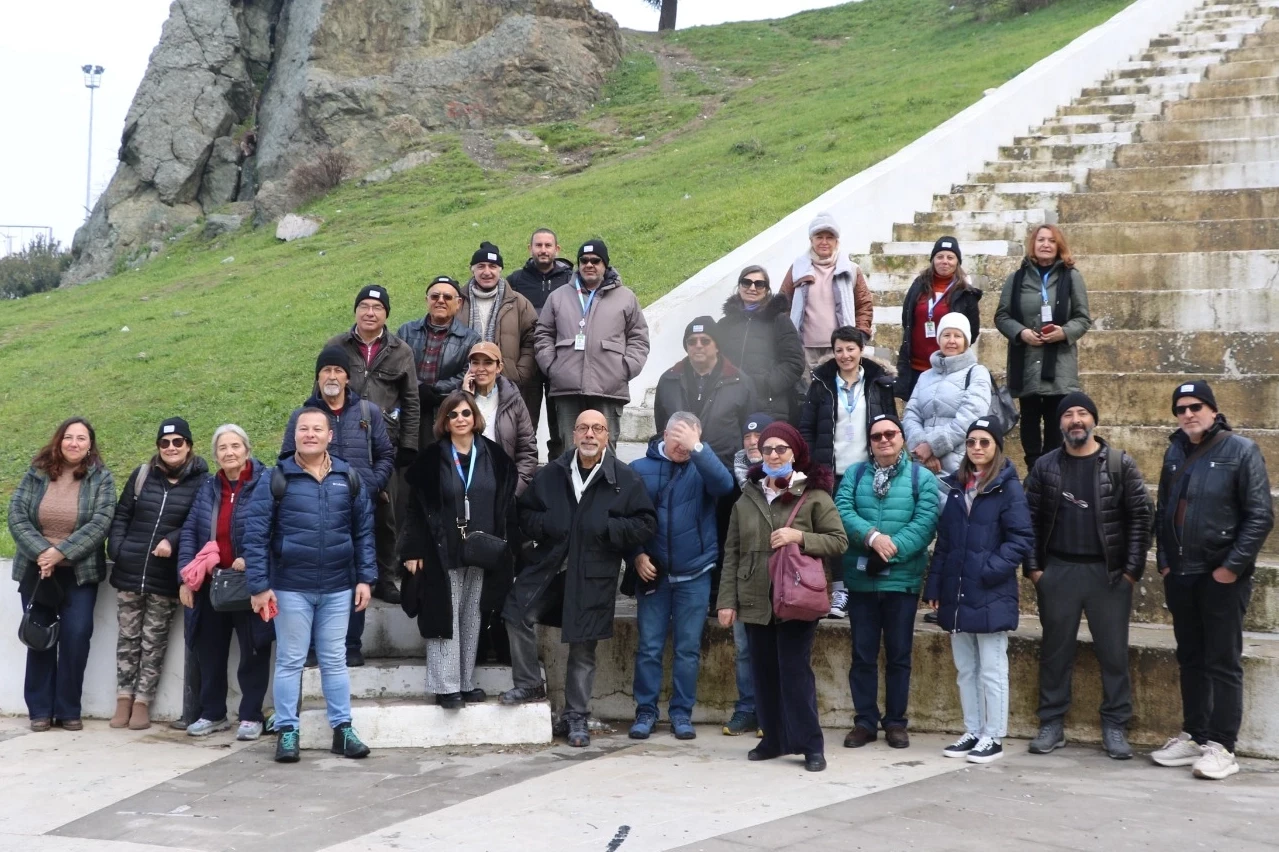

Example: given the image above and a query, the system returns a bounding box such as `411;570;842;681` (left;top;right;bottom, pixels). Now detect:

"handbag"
210;568;252;612
767;493;830;622
18;579;60;651
966;367;1020;436
454;469;508;572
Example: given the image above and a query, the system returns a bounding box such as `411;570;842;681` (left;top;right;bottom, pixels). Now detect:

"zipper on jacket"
139;482;171;595
317;473;327;591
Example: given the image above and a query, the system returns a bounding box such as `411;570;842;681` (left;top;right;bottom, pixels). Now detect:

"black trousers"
746;619;823;757
1165;572;1252;752
1018;393;1066;470
1035;557;1133;727
192;593;271;723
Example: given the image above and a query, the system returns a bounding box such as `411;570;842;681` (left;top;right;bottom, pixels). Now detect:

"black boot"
331;722;370;758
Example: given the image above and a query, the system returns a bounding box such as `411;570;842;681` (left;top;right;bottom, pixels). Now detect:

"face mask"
762;461;793;478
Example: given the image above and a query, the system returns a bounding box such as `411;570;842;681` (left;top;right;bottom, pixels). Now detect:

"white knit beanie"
807;212;840;238
936;312;971;346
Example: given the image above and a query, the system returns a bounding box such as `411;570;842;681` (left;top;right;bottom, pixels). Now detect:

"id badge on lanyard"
842;382;859;441
575;284;595;351
1039;271;1053;324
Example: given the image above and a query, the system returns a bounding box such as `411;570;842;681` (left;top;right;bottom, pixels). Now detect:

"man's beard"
1064;425;1093;449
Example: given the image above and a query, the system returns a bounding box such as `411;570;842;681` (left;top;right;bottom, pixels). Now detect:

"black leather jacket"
1023;438;1153;580
395;316;482;441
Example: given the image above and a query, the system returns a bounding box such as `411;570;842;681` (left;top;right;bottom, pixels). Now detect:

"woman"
177;424;273;740
780;213;874;373
895;236;983;401
401;391;518;708
8;418;115;731
903;314;992;476
924;419;1034;765
994;224;1092;470
108;417;209;730
716;421;848;772
716;265;805;420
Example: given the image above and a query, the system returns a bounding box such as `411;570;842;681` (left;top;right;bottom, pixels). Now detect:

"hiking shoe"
1151;732;1203;767
843;726;876;748
1029;720;1066;754
499;684;547;705
331;722;370;758
943;732;980;758
671;716;696;740
275;726;300;763
827;588;849;619
885;725;910;749
346;648;365;668
566;715;590;748
966;737;1003;764
1192;741;1239;780
1102;725;1133;760
722;710;757;736
187;717;231;737
630;708;658;740
237;721;264;741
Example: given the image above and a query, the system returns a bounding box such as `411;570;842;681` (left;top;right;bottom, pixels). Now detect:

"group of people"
8;218;1272;781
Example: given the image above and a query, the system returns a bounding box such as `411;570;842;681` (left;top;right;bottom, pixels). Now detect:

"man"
534;239;649;452
626;412;734;740
1024;392;1152;760
733;412;772;490
327;284;420;603
780;213;874;371
508;228;575;455
653;316;757;469
835;412;940;750
457;241;539;405
243;407;376;763
397;276;482;440
280;345;395;667
499;409;656;747
1150;381;1273;780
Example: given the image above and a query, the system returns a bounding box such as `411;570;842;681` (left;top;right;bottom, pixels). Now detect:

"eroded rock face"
66;0;621;284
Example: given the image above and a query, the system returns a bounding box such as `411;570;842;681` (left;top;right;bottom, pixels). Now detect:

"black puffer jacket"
894;270;983;401
1156;415;1274;578
653;356;757;467
716;294;805;421
798;357;896;471
508;258;574;313
109;455;210;598
1023;438;1153;580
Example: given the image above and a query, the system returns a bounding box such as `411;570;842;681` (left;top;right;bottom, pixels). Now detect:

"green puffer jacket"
9;463;117;586
834;458;941;595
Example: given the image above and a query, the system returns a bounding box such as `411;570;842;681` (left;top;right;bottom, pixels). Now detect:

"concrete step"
1087;161;1279;192
873;239;1021;257
953;181;1075;196
1014;131;1135;146
1059;101;1144;117
931;190;1065;215
1058;187;1279;224
969;166;1084;185
1075;372;1279;429
913;210;1054;228
297;698;552;750
1226;44;1279;62
892;221;1046;244
1066;218;1279;254
1037;120;1143;137
1048;111;1162;126
1205;58;1279;79
1168;92;1279;119
1140;114;1279;141
301;661;529;702
996;143;1118;166
1083;74;1203;97
1116;135;1279;167
1191;75;1279;99
1114;58;1221;77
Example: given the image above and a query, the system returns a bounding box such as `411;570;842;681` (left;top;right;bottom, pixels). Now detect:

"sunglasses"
738;279;768;290
428;292;456;302
760;445;791;456
870;430;900;443
1174;402;1206;416
966;437;993;449
446;409;473;420
158;437;186;449
686;336;715;347
574;423;609;435
579;257;604;266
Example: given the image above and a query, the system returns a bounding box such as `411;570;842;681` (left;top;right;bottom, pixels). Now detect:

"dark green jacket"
993;260;1091;398
9;463;116;586
834;459;941;594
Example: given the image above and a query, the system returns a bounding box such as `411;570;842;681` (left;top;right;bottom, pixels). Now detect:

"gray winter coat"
902;348;992;475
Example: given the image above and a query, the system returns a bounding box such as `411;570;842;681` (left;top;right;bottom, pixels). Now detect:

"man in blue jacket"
626;411;735;740
244;407;377;763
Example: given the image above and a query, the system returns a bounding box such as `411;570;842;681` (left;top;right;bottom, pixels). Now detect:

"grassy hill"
0;0;1133;546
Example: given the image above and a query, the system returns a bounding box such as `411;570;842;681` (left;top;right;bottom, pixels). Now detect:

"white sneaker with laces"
942;732;979;758
1192;741;1239;780
828;588;849;619
966;736;1004;764
1151;732;1203;767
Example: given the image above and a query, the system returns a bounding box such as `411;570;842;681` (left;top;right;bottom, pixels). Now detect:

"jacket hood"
746;463;835;495
813;354;892;387
522;257;574;276
644;435;669;461
927;346;979;374
721;293;791;320
148;454;209;482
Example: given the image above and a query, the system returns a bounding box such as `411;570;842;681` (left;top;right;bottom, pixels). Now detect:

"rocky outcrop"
67;0;621;284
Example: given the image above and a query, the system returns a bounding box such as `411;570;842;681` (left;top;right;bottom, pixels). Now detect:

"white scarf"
571;449;605;501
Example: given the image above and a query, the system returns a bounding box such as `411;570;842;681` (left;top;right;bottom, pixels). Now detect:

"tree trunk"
658;0;677;31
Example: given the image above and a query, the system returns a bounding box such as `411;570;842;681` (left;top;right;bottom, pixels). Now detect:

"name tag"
574;333;587;351
923;321;936;339
856;556;868;572
844;422;857;441
1041;304;1054;323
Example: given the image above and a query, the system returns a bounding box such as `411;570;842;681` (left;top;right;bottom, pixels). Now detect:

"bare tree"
643;0;678;31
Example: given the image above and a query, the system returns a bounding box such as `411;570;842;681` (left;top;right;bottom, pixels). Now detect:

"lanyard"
927;278;958;321
839;375;862;418
1039;269;1051;305
576;281;598;330
451;443;477;493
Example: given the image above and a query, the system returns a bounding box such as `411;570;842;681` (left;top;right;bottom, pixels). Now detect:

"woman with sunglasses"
401;391;518;708
903;313;991;476
9;417;116;731
925;419;1034;764
717;422;848;772
894;237;982;402
715;266;805;421
107;417;209;730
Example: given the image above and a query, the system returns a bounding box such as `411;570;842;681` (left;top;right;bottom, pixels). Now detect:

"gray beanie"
808;212;840;238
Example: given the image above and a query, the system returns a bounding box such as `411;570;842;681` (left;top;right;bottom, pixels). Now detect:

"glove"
396;447;418;469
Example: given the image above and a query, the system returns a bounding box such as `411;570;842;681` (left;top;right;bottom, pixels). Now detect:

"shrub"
0;235;70;298
287;149;354;203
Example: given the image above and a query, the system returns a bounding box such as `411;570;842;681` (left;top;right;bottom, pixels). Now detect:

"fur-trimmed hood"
721;292;791;321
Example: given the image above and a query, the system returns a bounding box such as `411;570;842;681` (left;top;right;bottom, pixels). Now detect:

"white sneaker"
1192;741;1239;780
186;717;230;737
236;721;264;741
828;588;849;619
1151;732;1203;767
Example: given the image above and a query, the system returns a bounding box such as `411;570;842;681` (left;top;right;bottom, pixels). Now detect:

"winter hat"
315;344;350;378
936;312;971;346
354;284;390;315
930;236;962;266
966;418;1004;452
1171;379;1218;413
470;241;503;268
758;421;810;472
577;239;610;267
428;275;462;296
156;417;193;446
807;212;840;239
1057;391;1099;424
869;412;904;435
683;316;718;349
742;412;775;438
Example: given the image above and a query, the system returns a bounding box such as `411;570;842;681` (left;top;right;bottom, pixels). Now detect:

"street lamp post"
82;64;104;220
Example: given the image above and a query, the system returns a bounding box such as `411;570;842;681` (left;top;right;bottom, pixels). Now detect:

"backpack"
270;464;360;502
851;460;921;503
965;366;1020;436
767;493;829;621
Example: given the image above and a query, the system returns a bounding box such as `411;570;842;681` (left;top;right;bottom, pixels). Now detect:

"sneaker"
966;737;1004;764
671;716;696;740
275;726;300;763
499;684;547;705
169;718;191;731
237;721;263;741
630;708;658;740
827;588;849;619
942;732;979;758
1029;719;1066;754
331;722;370;759
1192;741;1239;780
566;715;590;748
187;717;231;737
722;710;757;736
346;648;365;668
1102;725;1133;760
1151;732;1203;767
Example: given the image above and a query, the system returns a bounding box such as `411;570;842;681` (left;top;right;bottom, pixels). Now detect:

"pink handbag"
768;493;829;622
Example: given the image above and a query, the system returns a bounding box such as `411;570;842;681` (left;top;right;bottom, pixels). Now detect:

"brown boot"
109;697;133;729
128;699;151;730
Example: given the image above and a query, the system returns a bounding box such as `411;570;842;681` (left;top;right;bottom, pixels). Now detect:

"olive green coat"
993;260;1091;398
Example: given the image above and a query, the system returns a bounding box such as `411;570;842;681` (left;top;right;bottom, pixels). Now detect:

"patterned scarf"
872;449;907;499
468;278;506;343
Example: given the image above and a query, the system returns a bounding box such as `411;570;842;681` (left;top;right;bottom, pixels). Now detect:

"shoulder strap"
360;400;377;467
133;464;149;499
911;461;921;502
964;366;974;390
782;491;809;528
270;467;287;500
1106;446;1123;491
852;462;869;494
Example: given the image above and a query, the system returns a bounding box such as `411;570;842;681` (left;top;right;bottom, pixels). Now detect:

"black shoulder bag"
451;445;508;572
18;578;60;651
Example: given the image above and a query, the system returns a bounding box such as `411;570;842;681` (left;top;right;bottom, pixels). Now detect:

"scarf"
1007;261;1072;394
468;278;505;343
571;449;605;502
872;449;907;499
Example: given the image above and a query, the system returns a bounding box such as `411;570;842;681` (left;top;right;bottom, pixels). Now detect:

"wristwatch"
693;442;704;453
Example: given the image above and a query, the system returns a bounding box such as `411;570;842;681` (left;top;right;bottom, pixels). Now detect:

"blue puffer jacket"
924;458;1034;634
241;455;377;595
178;459;268;568
629;437;735;577
280;389;395;494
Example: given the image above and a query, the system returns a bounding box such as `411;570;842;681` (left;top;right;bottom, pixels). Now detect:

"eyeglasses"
579;256;604;266
686;336;715;347
870;430;900;443
965;437;993;449
1062;491;1089;510
1174;402;1206;416
446;409;473;420
574;424;609;435
158;437;186;449
738;279;768;290
760;445;791;457
428;292;456;302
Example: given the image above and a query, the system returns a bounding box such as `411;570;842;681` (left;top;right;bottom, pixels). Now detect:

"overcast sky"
0;0;848;252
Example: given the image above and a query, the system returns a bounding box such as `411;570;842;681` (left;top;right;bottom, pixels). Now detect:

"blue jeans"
273;589;353;730
21;582;98;721
847;590;918;731
633;571;711;719
950;631;1009;739
732;617;754;714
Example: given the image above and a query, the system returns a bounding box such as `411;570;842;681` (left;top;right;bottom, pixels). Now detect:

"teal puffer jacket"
834;458;941;595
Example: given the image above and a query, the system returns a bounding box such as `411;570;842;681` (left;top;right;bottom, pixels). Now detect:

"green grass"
0;0;1134;552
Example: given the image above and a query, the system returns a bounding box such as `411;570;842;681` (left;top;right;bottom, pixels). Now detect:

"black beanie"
428;275;462;296
470;241;503;268
931;236;962;266
869;412;904;436
1056;391;1099;424
354;284;390;315
683;316;718;348
1172;379;1218;413
966;418;1004;451
156;416;193;445
577;239;610;267
315;344;349;378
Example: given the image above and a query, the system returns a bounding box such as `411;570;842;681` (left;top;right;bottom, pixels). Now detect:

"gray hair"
211;423;251;457
665;411;701;432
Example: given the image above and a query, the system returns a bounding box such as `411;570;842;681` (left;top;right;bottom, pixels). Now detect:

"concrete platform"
297;697;553;749
301;660;528;701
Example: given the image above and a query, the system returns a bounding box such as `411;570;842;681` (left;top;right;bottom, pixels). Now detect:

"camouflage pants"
116;590;178;702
